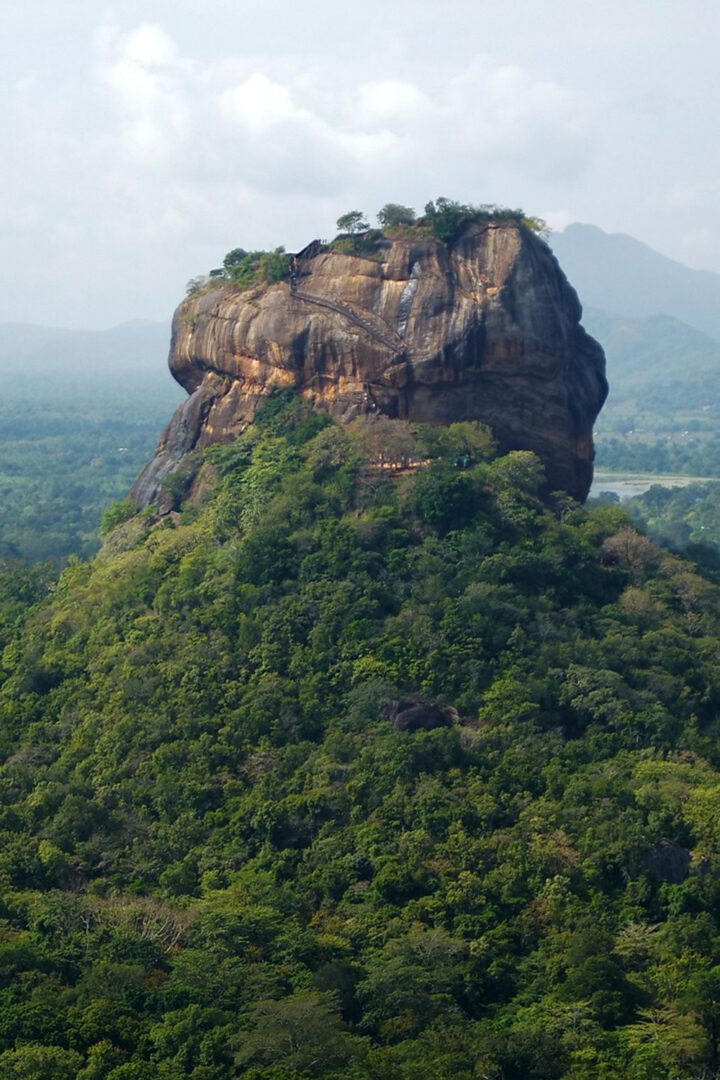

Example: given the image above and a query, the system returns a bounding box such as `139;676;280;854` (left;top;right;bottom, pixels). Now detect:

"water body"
590;472;719;500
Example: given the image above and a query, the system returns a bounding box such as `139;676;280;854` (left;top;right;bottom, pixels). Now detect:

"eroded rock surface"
131;223;607;504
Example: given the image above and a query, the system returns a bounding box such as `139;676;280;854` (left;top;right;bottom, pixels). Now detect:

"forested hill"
1;397;720;1078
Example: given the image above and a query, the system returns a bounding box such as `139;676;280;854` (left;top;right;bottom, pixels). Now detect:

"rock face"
388;698;453;733
131;223;607;506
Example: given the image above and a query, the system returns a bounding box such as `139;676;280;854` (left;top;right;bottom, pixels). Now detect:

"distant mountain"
551;223;720;342
582;306;720;396
0;320;175;387
581;306;720;476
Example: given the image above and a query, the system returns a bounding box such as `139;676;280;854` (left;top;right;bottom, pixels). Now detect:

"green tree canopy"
335;211;369;235
377;203;416;229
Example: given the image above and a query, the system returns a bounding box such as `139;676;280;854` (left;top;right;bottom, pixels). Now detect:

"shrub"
99;500;136;537
208;247;290;290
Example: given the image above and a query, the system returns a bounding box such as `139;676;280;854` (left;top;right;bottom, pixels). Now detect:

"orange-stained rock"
131;222;607;505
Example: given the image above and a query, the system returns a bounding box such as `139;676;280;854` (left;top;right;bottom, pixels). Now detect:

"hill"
581;307;720;475
550;223;720;341
545;224;720;479
1;398;720;1077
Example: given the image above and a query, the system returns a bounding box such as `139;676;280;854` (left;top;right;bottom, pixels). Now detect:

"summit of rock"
131;222;607;505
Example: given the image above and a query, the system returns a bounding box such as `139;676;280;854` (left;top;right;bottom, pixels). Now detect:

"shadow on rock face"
647;838;691;884
388;698;453;732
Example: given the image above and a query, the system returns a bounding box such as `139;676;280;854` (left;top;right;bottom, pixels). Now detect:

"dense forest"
1;394;720;1077
0;323;182;564
618;481;720;573
0;397;168;564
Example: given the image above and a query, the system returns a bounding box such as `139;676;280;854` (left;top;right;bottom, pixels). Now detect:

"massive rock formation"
131;222;607;505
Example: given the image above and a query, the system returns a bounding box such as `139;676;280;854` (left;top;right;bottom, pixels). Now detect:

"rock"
131;222;607;505
389;698;453;732
647;839;691;883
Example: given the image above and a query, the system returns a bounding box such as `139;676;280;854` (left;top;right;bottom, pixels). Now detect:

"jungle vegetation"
1;395;720;1077
0;327;182;565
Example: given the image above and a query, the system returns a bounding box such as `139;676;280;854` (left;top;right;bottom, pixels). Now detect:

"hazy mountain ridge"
583;306;720;385
550;226;720;476
551;222;720;341
0;320;175;386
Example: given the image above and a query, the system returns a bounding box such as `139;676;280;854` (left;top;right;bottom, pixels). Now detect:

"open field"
591;471;720;500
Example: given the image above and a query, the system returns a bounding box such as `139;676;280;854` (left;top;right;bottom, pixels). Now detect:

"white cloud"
355;80;432;126
2;0;720;326
96;23;192;165
122;24;180;66
222;73;300;132
0;17;603;325
89;25;592;206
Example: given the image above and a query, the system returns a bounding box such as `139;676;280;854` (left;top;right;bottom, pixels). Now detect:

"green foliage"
416;421;497;462
422;197;540;243
522;215;552;239
1;414;720;1076
328;232;385;261
596;434;720;476
208;247;290;290
0;374;181;564
377;204;416;229
335;211;369;235
589;482;720;584
0;1045;84;1078
235;992;365;1073
99;499;137;537
253;389;332;445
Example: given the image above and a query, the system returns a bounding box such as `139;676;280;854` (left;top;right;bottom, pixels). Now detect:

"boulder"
132;222;607;505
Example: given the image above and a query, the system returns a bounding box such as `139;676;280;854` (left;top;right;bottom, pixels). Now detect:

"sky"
2;0;719;329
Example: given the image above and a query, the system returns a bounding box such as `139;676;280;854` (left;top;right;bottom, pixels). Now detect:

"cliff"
131;222;607;505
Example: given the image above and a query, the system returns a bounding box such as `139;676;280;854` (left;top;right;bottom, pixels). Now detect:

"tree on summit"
336;210;369;235
377;203;415;229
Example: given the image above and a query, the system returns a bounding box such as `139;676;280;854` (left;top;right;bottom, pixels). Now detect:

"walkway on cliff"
290;278;405;357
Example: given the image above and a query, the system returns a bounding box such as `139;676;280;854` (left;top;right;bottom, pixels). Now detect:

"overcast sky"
2;0;719;329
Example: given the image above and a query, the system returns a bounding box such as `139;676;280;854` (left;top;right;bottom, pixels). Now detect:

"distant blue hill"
551;223;720;342
0;320;177;387
582;306;720;393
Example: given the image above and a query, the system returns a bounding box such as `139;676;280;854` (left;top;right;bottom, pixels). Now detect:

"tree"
357;926;467;1040
335;211;369;235
600;527;659;578
234;991;366;1074
99;500;136;538
377;203;415;229
522;215;551;239
0;1045;84;1079
185;275;209;296
423;198;471;242
222;248;249;270
348;416;418;469
418;421;497;462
